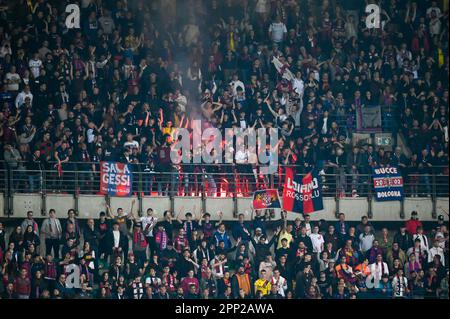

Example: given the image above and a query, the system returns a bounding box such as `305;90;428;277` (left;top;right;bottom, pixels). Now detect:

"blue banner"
100;162;133;196
372;167;404;201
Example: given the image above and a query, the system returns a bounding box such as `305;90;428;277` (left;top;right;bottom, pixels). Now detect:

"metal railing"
0;162;447;219
1;164;447;198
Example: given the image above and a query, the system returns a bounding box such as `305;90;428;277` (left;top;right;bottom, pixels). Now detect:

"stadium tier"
0;0;448;300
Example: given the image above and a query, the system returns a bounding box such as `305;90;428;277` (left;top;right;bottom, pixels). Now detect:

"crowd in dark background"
0;0;448;197
0;0;448;300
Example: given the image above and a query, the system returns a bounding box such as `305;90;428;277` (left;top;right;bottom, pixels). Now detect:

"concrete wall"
1;194;448;222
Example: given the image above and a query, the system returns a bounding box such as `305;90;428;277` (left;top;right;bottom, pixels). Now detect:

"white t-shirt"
124;140;139;150
29;58;43;78
310;233;324;253
269;22;287;43
5;72;21;91
140;216;158;237
255;0;269;13
113;230;120;248
87;128;95;144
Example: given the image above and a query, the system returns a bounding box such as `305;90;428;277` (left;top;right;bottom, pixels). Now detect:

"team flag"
100;162;133;196
252;189;281;210
282;167;324;214
373;166;404;201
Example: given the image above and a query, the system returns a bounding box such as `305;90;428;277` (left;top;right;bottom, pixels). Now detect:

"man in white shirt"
301;214;313;236
413;227;430;253
229;74;245;97
268;16;287;44
123;133;139;150
29;52;43;79
140;208;158;256
310;225;324;255
359;225;375;253
392;269;409;298
292;71;304;97
4;66;21;92
428;239;445;266
271;269;287;297
426;1;441;18
15;85;33;108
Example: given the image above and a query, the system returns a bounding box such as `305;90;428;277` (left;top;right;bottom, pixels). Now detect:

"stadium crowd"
0;0;448;197
0;207;448;299
0;0;448;300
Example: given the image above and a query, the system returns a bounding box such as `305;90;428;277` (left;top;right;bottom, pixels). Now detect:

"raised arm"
128;199;136;219
105;203;113;219
214;211;224;227
264;96;278;118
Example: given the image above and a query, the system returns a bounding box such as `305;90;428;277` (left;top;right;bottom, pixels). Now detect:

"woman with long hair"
23;225;40;250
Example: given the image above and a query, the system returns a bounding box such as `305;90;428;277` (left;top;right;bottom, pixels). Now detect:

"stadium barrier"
0;163;448;222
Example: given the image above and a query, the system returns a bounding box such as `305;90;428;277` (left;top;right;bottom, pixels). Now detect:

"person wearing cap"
431;214;448;239
405;211;423;235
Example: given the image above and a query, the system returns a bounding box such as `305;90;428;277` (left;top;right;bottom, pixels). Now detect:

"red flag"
282;167;295;212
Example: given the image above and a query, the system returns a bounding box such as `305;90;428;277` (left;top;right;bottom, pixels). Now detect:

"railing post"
367;171;373;219
41;170;47;216
400;199;405;219
233;165;237;218
335;171;340;218
138;169;143;217
201;173;207;215
8;169;13;217
169;173;175;213
431;173;437;219
105;194;110;210
74;170;79;213
6;167;11;217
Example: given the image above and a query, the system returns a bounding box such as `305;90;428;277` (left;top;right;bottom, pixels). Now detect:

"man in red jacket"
405;211;423;235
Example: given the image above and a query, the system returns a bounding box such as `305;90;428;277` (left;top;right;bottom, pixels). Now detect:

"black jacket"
105;230;128;254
